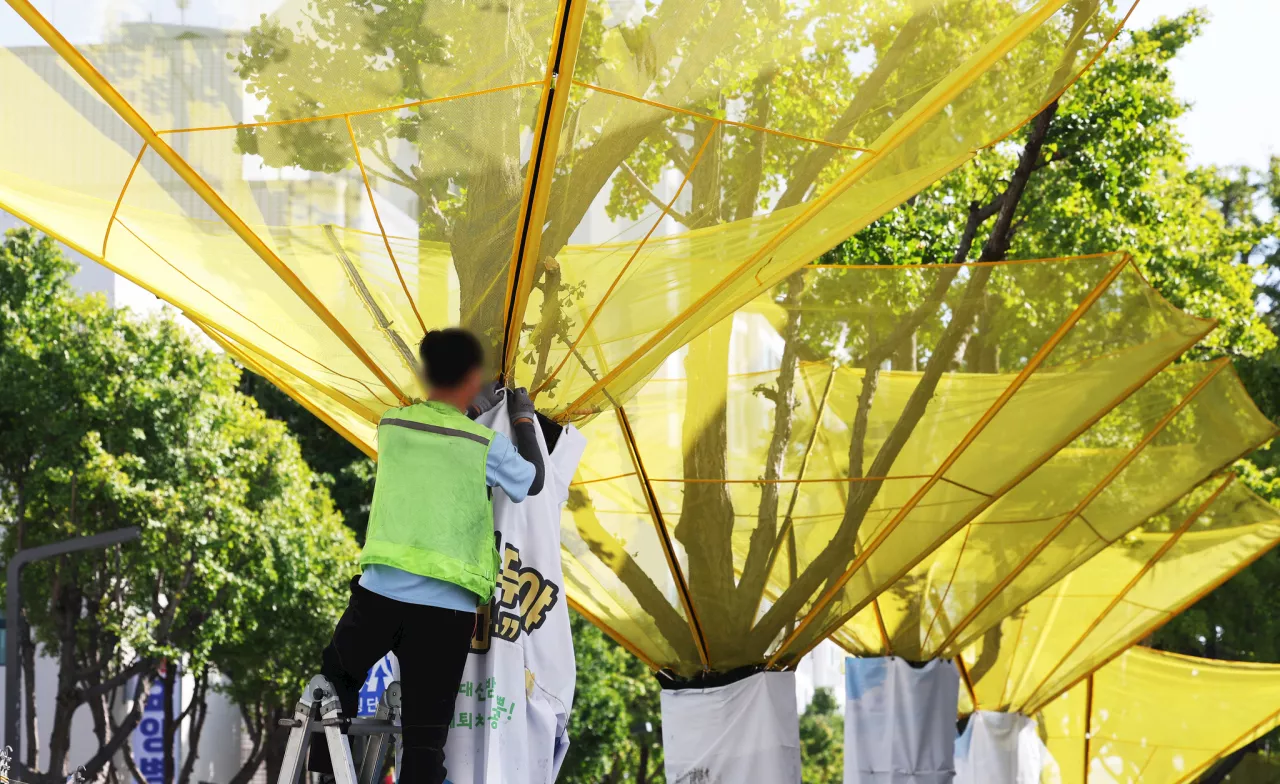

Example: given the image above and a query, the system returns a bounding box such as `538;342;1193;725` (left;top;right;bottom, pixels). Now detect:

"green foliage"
559;612;665;784
799;688;843;784
826;11;1276;362
0;228;358;778
239;372;375;540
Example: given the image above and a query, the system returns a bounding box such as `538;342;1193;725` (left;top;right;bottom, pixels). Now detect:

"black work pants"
310;575;476;784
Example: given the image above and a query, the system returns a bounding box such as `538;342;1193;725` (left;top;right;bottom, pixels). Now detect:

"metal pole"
5;527;141;761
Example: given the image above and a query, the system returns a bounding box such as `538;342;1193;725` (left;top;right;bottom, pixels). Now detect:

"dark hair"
419;328;485;388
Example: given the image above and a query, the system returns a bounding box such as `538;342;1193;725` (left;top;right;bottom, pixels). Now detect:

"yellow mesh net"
558;254;1269;674
832;365;1279;664
1042;648;1280;784
1;0;1137;427
956;475;1280;715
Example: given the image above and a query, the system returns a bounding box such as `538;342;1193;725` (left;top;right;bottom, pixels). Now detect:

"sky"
1125;0;1280;172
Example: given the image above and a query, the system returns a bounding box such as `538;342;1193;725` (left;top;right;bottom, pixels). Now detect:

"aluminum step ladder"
276;675;401;784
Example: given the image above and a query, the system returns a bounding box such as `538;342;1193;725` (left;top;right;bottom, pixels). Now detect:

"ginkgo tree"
0;230;358;784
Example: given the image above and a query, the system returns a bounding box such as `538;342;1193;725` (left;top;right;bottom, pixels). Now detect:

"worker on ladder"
309;328;546;784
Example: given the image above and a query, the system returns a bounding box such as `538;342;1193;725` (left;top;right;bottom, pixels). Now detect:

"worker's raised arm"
507;387;545;497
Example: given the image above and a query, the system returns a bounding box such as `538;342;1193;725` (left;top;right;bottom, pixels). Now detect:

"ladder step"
274;675;401;784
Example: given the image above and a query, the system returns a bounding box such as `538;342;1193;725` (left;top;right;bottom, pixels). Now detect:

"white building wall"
184;676;243;784
795;640;848;714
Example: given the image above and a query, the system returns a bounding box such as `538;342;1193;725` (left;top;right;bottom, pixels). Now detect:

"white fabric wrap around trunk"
954;711;1055;784
660;671;803;784
844;657;960;784
396;397;586;784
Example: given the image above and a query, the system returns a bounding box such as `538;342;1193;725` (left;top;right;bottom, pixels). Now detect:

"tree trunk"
672;320;735;659
263;708;292;784
21;619;40;770
636;741;650;784
227;705;268;784
80;672;156;781
736;272;806;621
10;485;41;772
732;72;775;223
162;664;177;784
176;669;210;784
48;572;85;777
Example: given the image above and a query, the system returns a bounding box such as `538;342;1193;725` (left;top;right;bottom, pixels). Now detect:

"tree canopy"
0;229;358;783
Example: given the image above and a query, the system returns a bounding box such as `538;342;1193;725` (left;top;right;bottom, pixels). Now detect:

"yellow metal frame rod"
616;407;712;669
103;142;147;257
566;596;662;672
1083;673;1095;781
3;192;389;421
113;218;391;416
198;320;378;460
500;0;589;376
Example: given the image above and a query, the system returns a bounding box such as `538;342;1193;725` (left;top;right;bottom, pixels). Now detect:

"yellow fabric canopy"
560;254;1274;674
960;475;1280;714
1;0;1138;434
1042;647;1280;784
833;370;1278;664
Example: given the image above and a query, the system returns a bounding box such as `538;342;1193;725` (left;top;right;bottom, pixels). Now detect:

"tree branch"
735;272;805;618
567;489;700;664
753;96;1067;658
774;11;929;212
80;672;156;779
80;658;154;701
618;162;692;225
228;704;269;784
749;262;995;652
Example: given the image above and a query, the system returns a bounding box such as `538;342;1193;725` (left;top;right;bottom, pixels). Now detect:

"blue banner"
132;669;180;784
358;654;397;717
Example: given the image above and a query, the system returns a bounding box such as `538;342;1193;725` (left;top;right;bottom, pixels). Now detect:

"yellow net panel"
1;0;1137;432
565;254;1233;674
1042;647;1280;784
833;366;1279;664
959;475;1280;715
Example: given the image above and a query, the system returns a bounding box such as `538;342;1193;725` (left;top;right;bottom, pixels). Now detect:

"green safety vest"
361;401;499;602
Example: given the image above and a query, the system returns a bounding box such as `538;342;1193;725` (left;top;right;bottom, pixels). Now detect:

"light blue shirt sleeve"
486;431;536;503
359;565;480;612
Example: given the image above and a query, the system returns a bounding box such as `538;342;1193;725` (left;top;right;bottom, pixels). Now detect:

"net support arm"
500;0;589;375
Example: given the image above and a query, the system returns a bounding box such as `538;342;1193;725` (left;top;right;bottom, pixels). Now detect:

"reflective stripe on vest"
380;417;491;446
361;403;499;602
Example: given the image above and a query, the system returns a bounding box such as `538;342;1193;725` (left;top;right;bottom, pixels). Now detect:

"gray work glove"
467;380;504;420
507;387;537;424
